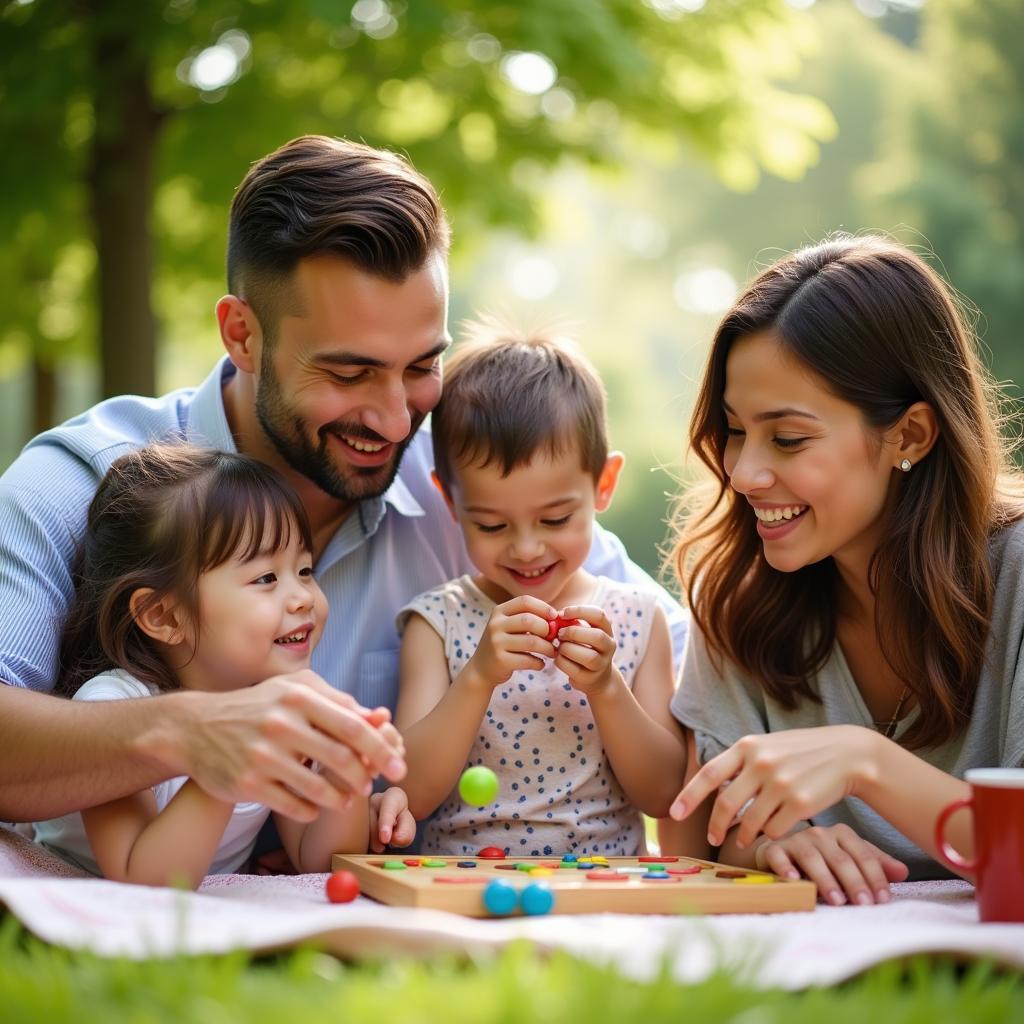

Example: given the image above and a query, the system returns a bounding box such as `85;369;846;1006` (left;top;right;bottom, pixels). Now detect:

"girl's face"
181;525;328;691
443;444;620;608
722;330;896;578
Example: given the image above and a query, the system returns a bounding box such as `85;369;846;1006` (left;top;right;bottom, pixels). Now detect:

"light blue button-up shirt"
0;358;687;711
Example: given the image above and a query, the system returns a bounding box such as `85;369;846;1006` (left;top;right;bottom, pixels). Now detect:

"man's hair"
431;319;609;496
227;135;450;337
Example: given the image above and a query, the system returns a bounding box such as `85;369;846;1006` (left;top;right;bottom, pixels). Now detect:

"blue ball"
520;883;554;917
483;880;518;917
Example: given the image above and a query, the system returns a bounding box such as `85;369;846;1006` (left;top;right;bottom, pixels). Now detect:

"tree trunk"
31;356;57;437
87;7;162;399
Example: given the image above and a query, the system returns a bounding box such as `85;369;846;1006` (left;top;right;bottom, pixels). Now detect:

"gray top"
671;519;1024;880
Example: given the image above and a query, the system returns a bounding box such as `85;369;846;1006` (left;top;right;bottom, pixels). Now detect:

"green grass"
2;918;1022;1024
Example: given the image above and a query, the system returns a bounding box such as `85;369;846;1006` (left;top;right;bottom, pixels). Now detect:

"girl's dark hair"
56;442;314;697
670;235;1024;750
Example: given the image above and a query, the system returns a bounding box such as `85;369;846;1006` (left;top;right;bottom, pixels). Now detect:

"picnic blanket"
2;825;1022;989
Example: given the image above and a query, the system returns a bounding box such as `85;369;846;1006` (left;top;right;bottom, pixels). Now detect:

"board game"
330;853;817;917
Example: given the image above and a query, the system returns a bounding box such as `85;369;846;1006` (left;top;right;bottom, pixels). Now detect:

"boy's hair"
431;320;609;495
227;134;450;343
57;442;314;697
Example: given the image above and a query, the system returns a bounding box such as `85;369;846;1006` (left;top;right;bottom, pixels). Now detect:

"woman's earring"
900;458;912;473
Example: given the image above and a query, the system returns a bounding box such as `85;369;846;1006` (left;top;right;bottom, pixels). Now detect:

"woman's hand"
368;787;417;852
755;823;908;906
669;725;881;848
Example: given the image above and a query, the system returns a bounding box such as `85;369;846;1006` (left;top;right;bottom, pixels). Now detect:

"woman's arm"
82;780;235;889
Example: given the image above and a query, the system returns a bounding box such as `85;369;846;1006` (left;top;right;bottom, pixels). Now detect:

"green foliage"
1;916;1023;1024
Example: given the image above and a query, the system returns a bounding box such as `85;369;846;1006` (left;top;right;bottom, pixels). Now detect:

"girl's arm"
275;781;371;873
559;606;687;817
394;613;494;821
82;780;235;889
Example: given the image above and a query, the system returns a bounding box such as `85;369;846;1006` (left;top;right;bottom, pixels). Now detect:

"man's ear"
129;588;188;646
889;401;939;470
595;452;625;513
216;295;263;375
430;470;458;521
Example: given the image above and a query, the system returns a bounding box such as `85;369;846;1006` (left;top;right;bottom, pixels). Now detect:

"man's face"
255;253;449;503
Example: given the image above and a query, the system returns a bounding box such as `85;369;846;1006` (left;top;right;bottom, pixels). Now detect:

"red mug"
935;768;1024;923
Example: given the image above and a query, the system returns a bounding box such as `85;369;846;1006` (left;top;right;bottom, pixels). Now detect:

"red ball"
545;616;582;643
325;870;360;903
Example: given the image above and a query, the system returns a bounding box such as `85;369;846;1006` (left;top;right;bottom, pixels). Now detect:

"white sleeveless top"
33;669;270;876
399;575;657;857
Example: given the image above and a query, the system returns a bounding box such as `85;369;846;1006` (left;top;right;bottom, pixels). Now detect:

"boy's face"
442;444;622;607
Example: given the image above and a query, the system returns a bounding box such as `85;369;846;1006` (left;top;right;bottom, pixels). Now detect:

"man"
0;135;685;827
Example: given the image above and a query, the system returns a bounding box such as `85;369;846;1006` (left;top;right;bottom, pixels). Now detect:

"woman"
665;235;1024;905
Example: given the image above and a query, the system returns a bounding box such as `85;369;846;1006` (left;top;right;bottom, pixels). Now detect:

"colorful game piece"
545;615;581;643
483;879;518;916
457;861;478;868
734;874;775;885
478;846;505;859
586;870;626;881
642;871;672;880
325;870;360;903
667;865;702;876
520;882;554;916
561;854;578;862
459;765;499;806
402;858;421;867
639;856;679;863
528;867;554;877
716;870;747;879
382;860;407;870
422;858;447;868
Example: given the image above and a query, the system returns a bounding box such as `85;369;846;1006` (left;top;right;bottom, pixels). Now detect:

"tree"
0;0;834;435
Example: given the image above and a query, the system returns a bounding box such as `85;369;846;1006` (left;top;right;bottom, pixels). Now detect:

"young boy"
395;322;685;857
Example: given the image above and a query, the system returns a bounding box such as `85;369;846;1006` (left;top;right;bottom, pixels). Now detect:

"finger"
787;846;847;906
374;787;408;846
706;775;762;848
553;643;606;673
391;809;417;848
267;718;377;798
881;852;910;883
669;747;744;822
508;611;557;638
818;840;875;906
732;787;785;850
558;605;611;635
499;596;557;620
503;631;557;658
367;794;382;853
259;782;320;823
365;706;392;727
760;843;801;881
557;626;614;653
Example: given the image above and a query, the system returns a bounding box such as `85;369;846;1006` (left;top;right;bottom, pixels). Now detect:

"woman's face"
722;330;897;577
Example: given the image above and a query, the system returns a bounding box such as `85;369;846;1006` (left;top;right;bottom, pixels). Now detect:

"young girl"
33;442;414;887
395;324;685;857
664;235;1024;905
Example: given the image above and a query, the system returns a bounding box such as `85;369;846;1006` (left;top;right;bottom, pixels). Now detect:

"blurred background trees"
1;0;1021;580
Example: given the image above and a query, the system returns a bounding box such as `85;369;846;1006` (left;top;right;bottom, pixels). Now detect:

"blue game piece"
576;862;597;870
483;879;518;916
457;861;478;868
642;871;671;880
561;854;578;863
520;883;554;916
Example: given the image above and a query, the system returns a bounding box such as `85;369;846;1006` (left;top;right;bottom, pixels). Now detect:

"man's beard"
255;356;421;503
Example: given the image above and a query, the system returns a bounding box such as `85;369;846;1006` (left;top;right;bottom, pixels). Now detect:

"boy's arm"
582;608;688;817
81;780;236;889
656;728;713;860
395;613;493;821
585;523;688;667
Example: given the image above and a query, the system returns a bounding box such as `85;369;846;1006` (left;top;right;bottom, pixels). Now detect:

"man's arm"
0;672;407;823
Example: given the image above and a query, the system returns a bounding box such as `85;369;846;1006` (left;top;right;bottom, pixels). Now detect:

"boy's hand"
368;787;417;852
553;605;619;697
467;595;556;686
754;823;908;906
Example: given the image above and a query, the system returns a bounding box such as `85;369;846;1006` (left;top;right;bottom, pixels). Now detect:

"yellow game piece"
733;874;775;884
529;867;554;877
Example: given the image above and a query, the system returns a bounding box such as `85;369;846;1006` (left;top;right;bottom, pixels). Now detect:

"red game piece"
639;856;680;863
325;870;360;903
545;616;582;643
667;864;702;876
478;846;505;859
585;870;628;881
403;858;422;867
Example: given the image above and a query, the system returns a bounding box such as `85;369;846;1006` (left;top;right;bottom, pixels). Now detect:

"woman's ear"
129;588;188;646
890;401;939;470
595;452;626;513
430;470;459;521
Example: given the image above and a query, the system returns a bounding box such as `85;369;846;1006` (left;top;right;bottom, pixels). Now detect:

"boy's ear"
430;470;458;521
216;294;263;375
595;452;625;513
129;587;188;646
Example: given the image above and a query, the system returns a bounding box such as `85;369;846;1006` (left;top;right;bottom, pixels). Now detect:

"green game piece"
644;864;666;872
458;765;499;806
558;862;578;869
422;858;447;868
382;861;407;870
515;862;534;871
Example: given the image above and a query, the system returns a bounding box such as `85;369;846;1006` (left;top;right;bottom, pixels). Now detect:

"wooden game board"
330;854;817;917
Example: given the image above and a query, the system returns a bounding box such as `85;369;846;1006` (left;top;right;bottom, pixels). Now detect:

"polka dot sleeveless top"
398;575;657;857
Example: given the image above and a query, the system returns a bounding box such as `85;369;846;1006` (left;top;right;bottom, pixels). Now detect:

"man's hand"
176;670;407;822
465;595;555;687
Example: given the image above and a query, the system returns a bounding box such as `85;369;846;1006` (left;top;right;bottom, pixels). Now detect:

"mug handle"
934;796;978;873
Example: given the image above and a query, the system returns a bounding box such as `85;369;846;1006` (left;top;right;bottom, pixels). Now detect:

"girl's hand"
669;725;880;848
467;595;556;687
755;824;908;906
368;787;417;852
552;605;619;697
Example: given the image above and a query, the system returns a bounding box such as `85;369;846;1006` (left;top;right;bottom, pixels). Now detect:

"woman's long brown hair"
670;236;1024;749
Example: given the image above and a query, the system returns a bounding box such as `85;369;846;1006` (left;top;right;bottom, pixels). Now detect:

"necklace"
874;686;911;740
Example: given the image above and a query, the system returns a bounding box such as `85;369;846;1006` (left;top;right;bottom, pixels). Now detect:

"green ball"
459;766;499;806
